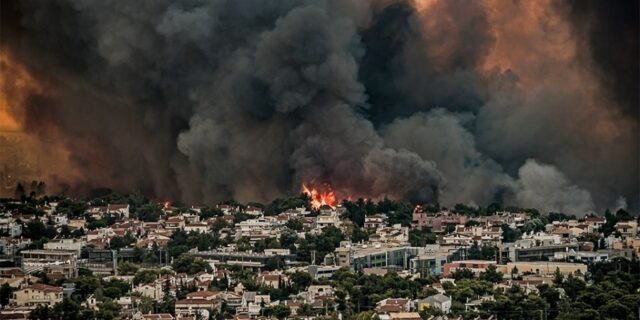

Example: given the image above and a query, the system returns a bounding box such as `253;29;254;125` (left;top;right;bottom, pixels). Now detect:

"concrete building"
43;238;85;255
615;220;638;239
308;265;342;279
364;215;388;231
10;284;63;308
409;252;449;276
502;242;580;262
411;210;467;233
314;209;342;230
107;204;130;218
443;260;497;277
174;292;221;320
553;250;608;264
0;218;22;237
20;249;78;278
417;294;452;313
345;244;421;271
498;261;587;277
193;250;296;269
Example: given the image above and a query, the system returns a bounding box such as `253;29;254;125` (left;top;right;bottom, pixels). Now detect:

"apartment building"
10;284;63;308
20;249;78;278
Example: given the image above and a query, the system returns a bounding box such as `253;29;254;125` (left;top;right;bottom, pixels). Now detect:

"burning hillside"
0;0;637;214
302;183;338;209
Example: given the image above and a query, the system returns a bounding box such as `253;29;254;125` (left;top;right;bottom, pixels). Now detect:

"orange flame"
302;183;337;209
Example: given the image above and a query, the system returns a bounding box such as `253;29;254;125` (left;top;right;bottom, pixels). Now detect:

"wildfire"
0;49;40;131
301;183;337;209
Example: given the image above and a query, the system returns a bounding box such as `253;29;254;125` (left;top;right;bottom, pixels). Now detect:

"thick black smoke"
1;0;637;215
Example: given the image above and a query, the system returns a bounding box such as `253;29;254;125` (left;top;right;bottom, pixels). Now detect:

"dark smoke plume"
1;0;637;215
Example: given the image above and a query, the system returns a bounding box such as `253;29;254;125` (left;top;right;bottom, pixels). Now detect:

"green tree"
157;278;176;314
23;220;48;240
55;199;89;218
133;269;159;285
537;284;561;319
451;268;475;281
297;303;315;316
561;274;586;301
30;305;50;320
171;255;212;274
289;272;313;292
236;237;252;252
501;224;522;242
280;228;298;250
137;296;156;314
598;300;630;320
409;227;437;247
553;267;564;286
479;265;503;283
96;300;121;319
350;227;369;243
285;219;303;231
0;283;13;306
296;225;344;264
118;262;139;275
135;204;162;222
264;304;291;320
200;207;223;219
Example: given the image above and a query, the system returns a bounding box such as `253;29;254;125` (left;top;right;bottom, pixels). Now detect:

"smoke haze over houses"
0;0;637;216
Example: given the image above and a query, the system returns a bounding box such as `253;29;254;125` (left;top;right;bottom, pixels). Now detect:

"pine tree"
553;267;564;286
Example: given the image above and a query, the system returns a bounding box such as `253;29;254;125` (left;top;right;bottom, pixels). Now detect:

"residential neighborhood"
0;192;636;320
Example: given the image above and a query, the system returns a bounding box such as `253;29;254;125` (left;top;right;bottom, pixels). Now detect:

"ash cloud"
1;0;637;215
514;159;595;216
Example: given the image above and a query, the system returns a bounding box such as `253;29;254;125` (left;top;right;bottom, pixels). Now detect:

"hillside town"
0;191;637;320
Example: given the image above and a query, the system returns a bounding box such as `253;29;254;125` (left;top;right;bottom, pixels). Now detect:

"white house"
417;294;451;313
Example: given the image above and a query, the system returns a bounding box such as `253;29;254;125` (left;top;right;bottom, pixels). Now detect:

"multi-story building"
364;215;388;231
43;238;85;255
78;249;117;275
335;242;430;271
411;210;467;233
193;249;296;269
583;216;606;232
417;294;452;313
498;261;587;277
553;250;608;264
0;217;22;237
174;291;221;320
409;246;450;276
164;216;185;231
20;249;78;278
106;204;130;218
0;237;31;256
314;209;342;230
511;243;580;262
370;224;409;244
308;265;342;279
443;260;497;277
611;237;640;257
615;220;638;239
134;282;164;300
10;284;63;308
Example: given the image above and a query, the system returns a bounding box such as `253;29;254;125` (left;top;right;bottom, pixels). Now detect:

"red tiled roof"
26;284;62;293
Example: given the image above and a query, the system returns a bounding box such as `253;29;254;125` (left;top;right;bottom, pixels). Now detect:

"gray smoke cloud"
1;0;637;215
514;159;595;216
